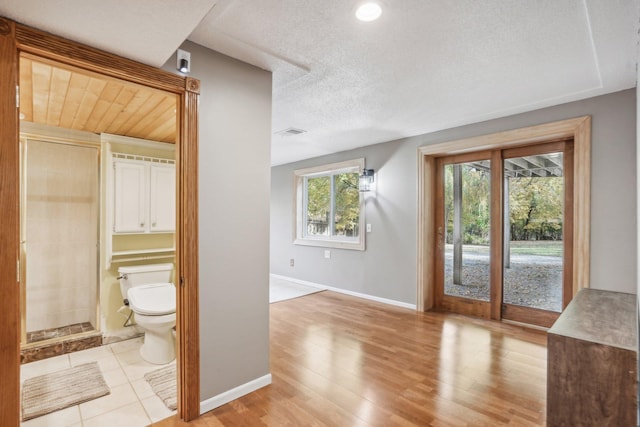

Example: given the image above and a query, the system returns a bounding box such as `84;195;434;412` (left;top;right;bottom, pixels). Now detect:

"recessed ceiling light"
355;2;382;22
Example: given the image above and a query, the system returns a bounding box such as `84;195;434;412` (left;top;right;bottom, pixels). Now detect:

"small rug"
145;364;177;410
270;277;325;303
21;361;110;421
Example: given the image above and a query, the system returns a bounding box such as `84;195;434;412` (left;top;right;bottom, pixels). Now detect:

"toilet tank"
118;263;173;302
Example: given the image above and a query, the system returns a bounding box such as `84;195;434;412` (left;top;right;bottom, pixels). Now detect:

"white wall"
164;42;272;403
272;89;637;304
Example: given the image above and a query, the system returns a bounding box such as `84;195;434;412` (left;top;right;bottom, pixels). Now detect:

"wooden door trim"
501;304;558;329
0;17;200;424
500;140;574;325
14;24;185;92
417;116;591;312
433;153;494;319
562;142;575;307
0;19;21;427
489;150;503;320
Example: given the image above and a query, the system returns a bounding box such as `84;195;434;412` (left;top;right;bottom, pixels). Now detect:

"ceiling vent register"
275;127;307;137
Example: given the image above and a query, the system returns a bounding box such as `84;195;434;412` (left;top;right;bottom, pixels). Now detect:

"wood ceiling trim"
58;71;90;129
83;82;123;133
15;23;185;93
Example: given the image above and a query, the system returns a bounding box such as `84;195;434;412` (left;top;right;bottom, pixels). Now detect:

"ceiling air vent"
275;127;307;137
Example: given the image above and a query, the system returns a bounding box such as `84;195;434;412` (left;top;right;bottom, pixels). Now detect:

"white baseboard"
200;374;272;415
270;274;417;310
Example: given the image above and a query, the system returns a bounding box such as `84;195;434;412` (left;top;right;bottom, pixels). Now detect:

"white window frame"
293;158;366;250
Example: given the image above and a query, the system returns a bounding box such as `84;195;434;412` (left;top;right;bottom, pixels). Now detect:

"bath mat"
21;361;110;421
145;364;177;411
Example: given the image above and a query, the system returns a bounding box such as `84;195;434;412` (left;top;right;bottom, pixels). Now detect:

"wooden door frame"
499;140;574;327
417;116;591;315
432;140;574;326
433;150;494;319
0;18;200;425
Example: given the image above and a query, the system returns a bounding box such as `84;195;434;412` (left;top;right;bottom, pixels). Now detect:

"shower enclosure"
20;138;100;347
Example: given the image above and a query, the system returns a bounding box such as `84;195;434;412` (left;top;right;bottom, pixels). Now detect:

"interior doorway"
0;18;200;424
434;141;574;327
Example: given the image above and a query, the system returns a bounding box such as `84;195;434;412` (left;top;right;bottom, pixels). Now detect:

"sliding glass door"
435;151;493;318
434;141;573;327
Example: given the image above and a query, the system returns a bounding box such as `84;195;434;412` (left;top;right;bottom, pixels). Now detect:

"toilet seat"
127;283;175;315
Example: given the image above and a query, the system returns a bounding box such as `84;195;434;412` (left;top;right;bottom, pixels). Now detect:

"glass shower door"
21;139;99;344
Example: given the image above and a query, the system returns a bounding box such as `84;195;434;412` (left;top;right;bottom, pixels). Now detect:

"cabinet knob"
152;222;157;227
140;222;145;227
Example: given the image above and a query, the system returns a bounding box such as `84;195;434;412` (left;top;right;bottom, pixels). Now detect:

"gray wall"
164;42;272;401
271;89;637;304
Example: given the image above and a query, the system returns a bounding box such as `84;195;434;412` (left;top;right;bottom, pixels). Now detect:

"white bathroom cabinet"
113;159;176;233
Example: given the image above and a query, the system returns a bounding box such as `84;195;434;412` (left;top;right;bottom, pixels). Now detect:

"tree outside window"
294;159;365;250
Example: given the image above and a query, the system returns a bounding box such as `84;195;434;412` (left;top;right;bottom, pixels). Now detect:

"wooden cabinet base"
547;289;637;426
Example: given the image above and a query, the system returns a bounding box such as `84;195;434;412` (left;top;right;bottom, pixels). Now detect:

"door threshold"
501;318;550;332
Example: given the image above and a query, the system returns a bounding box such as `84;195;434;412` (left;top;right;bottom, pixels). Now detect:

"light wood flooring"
154;291;547;426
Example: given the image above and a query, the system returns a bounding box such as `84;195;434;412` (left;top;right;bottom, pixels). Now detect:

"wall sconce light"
177;49;191;74
359;169;375;192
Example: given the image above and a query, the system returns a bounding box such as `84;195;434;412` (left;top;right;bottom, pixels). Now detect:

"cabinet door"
149;164;176;232
114;161;147;233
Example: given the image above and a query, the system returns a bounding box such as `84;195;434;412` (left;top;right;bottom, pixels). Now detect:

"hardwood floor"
153;291;547;426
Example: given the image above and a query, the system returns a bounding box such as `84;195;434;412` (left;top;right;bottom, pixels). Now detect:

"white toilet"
118;263;176;364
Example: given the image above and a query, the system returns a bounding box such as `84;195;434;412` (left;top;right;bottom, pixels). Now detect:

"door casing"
417;117;591;315
0;18;200;425
433;140;574;327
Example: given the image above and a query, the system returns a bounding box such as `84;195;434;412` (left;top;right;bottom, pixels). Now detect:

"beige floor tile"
130;377;155;400
82;401;151;427
109;337;144;354
116;348;159;381
78;383;138;420
93;353;122;372
114;346;144;365
20;337;176;426
68;344;114;365
102;366;129;388
141;395;176;423
20;354;71;382
20;405;81;427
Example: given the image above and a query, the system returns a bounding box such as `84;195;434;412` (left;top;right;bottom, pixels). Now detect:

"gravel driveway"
444;247;562;312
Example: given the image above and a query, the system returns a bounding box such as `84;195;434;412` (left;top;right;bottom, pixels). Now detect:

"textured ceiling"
0;0;217;67
1;1;638;165
190;0;638;165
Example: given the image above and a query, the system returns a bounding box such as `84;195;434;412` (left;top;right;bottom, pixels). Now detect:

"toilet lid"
127;283;176;315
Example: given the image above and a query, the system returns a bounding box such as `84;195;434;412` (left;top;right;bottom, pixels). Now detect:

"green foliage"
333;173;360;236
306;176;330;221
444;164;491;245
508;177;563;241
444;163;563;245
305;172;359;237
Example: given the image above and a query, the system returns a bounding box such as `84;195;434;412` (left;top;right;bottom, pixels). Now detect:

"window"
294;159;366;250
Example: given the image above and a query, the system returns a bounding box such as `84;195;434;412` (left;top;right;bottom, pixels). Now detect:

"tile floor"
20;337;176;427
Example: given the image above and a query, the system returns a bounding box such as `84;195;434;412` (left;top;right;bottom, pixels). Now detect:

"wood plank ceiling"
19;55;176;143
